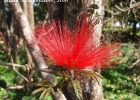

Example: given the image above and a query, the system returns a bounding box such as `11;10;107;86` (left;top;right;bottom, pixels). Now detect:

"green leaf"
32;87;45;95
39;88;51;100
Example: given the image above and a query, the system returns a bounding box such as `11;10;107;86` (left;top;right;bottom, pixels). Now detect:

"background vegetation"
0;0;140;100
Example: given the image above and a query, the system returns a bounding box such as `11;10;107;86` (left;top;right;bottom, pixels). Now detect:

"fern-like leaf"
44;88;51;98
35;80;53;87
39;88;51;100
72;80;83;100
31;87;45;95
39;89;47;100
76;69;102;84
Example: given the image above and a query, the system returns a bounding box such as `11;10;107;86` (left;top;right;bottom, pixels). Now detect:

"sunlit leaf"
39;88;51;100
39;89;47;100
72;80;83;100
44;88;51;98
31;87;45;95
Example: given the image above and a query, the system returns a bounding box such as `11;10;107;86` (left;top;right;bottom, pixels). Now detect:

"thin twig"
105;2;140;15
128;58;140;69
0;61;60;76
115;2;140;12
13;67;30;83
105;9;120;15
0;61;24;68
6;85;24;90
103;17;114;26
0;32;30;83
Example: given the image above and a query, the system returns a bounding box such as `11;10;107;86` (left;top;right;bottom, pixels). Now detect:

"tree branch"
6;85;24;90
0;61;60;76
8;2;55;85
128;58;140;69
8;2;67;100
105;9;121;15
105;2;140;15
0;61;23;68
115;2;140;12
103;17;114;26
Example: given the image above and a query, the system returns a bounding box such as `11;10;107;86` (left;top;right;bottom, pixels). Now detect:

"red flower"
34;17;119;69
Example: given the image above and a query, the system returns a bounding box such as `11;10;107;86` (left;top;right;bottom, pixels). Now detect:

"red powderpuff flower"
34;17;119;70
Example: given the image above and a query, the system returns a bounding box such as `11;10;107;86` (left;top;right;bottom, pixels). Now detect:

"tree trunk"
9;2;67;100
64;0;104;100
46;2;64;21
9;1;104;100
89;0;104;99
8;2;55;85
22;1;34;79
0;1;11;54
64;0;82;28
46;0;104;99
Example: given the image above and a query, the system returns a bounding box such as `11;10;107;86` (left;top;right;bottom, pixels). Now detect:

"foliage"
102;43;140;100
70;80;83;100
32;80;52;100
30;14;121;99
0;1;140;100
34;3;48;23
1;43;140;100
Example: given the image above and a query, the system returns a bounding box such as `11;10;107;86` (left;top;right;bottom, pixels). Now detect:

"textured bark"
22;1;35;92
13;29;20;64
9;2;67;100
64;0;104;100
61;1;82;100
64;0;82;28
0;1;6;32
45;2;68;100
0;1;7;32
8;2;55;85
45;0;104;100
46;2;64;21
22;1;34;75
27;2;34;30
89;0;104;99
0;1;11;54
45;2;82;99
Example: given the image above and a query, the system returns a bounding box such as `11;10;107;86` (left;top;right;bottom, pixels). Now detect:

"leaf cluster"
102;43;140;99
